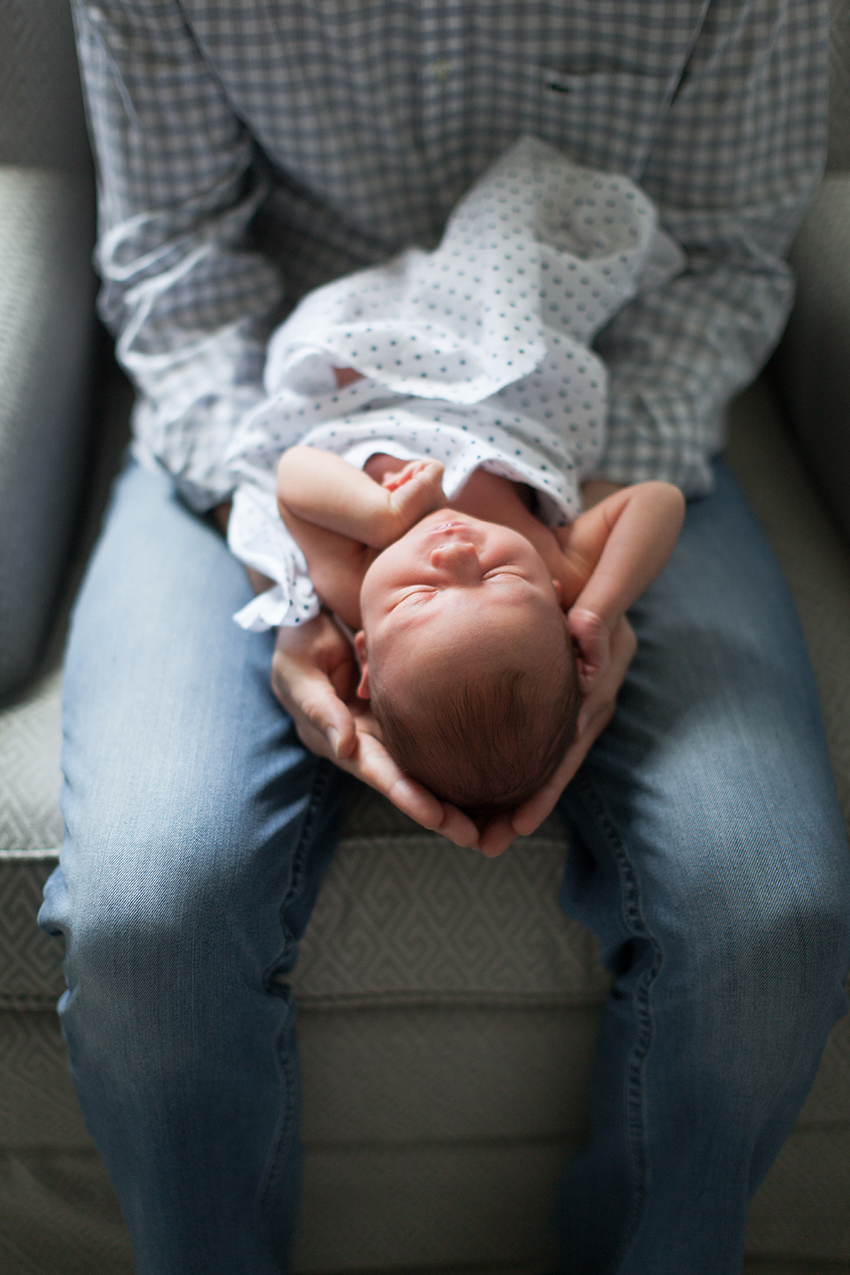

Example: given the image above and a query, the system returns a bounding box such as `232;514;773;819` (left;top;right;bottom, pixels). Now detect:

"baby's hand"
568;606;612;693
380;459;446;529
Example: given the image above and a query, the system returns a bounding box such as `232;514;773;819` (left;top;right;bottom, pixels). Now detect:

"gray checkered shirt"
73;0;828;510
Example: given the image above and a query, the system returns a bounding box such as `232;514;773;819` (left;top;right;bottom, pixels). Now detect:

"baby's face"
354;510;567;697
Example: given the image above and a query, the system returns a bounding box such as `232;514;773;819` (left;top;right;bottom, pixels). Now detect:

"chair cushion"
0;168;96;695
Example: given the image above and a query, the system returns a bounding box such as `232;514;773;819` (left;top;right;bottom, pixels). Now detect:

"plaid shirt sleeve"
593;0;829;492
72;0;285;510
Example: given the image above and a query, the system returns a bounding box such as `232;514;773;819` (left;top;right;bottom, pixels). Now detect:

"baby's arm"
278;447;444;548
558;481;685;687
277;447;444;628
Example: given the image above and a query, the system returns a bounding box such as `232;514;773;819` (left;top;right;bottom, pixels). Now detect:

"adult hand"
474;614;637;857
271;613;481;848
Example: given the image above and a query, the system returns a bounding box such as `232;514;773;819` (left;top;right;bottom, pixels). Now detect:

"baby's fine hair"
370;626;580;817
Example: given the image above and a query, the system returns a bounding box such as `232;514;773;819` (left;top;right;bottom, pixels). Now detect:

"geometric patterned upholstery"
0;670;63;856
291;804;612;1008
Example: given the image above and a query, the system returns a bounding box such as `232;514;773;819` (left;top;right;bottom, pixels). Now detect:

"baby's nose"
429;539;480;579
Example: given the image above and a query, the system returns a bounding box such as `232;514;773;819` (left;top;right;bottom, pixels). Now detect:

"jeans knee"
42;802;281;1021
734;863;849;991
671;863;850;1100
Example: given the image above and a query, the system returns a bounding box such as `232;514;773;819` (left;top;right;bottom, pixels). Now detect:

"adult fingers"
511;615;637;837
332;724;481;848
576;615;636;738
477;810;519;858
271;617;358;758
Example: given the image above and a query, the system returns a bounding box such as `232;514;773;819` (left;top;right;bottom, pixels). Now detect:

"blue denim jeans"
40;458;850;1275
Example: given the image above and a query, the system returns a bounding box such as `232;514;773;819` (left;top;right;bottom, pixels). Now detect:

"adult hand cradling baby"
270;609;636;856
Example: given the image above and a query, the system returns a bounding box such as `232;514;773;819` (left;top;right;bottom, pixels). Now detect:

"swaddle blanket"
226;135;683;631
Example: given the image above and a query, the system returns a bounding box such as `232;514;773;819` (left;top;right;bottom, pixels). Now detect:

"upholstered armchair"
2;2;850;1272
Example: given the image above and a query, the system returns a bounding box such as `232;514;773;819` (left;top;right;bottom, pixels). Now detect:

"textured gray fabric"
0;1149;131;1275
0;0;92;172
746;1266;850;1275
2;1005;849;1271
293;1141;572;1271
830;0;850;171
0;369;132;854
0;9;848;1260
287;829;611;1008
0;1011;90;1149
742;1009;850;1262
726;376;850;830
796;1010;850;1126
745;1124;850;1262
775;174;850;545
0;677;63;855
0;1005;599;1150
0;169;97;696
0;854;63;1003
294;1126;850;1271
297;1004;599;1145
0;834;611;1010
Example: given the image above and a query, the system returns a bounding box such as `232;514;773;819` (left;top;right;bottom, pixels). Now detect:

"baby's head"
354;511;580;816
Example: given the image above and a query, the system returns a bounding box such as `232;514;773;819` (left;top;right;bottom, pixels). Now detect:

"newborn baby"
277;445;683;814
226;135;685;636
225;135;687;811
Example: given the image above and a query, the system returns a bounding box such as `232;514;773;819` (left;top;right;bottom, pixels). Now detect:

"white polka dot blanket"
226;135;683;631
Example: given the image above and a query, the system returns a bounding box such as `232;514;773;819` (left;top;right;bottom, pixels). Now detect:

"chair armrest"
773;174;850;544
0;166;97;697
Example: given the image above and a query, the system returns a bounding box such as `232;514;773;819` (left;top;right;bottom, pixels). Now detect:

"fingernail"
327;727;340;755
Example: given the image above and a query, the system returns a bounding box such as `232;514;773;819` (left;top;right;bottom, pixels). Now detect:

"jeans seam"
261;757;335;993
259;755;336;1238
574;768;663;1265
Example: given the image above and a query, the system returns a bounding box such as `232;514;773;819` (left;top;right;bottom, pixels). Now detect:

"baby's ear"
353;630;371;699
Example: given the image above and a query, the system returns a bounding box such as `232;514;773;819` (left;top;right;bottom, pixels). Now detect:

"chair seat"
2;374;850;1273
